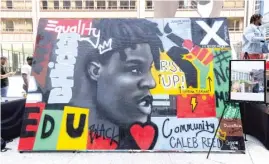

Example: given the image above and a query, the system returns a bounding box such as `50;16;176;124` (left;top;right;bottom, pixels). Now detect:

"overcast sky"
231;61;264;72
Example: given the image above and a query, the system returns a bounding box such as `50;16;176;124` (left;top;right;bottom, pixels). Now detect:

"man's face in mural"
91;43;156;127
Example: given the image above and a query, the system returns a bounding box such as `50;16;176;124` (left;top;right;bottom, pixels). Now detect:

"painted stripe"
47;24;57;27
152;94;169;99
26;93;42;103
45;27;55;31
48;20;58;24
153;101;170;106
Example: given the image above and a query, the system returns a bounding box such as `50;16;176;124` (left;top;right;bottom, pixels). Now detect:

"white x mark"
196;20;228;46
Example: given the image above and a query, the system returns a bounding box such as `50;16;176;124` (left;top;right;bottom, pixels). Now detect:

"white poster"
230;60;265;102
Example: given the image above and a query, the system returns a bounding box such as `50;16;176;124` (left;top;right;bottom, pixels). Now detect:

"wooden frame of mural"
18;18;246;152
229;60;266;103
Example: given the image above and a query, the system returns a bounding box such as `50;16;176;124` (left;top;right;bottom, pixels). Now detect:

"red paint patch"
182;39;193;50
130;124;156;150
18;103;45;151
191;46;200;57
177;94;216;118
203;53;214;65
87;132;118;150
197;48;208;61
185;55;193;59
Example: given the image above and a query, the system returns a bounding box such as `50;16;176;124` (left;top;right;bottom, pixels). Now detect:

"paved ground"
1;76;269;164
0;135;268;164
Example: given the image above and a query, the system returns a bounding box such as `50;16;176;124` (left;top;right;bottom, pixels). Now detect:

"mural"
18;18;245;152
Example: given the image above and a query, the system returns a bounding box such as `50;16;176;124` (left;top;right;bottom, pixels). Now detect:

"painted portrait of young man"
70;19;165;149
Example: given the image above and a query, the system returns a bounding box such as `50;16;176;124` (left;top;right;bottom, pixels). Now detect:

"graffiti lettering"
41;114;55;139
170;137;199;148
161;75;184;89
228;128;242;135
89;124;119;144
162;118;215;138
214;66;229;86
182;89;210;94
48;33;79;104
224;123;242;128
66;114;86;138
215;91;229;108
201;137;223;149
20;107;40;138
169;136;222;149
225;140;239;150
45;20;99;39
38;113;87;139
196;20;228;46
160;60;179;72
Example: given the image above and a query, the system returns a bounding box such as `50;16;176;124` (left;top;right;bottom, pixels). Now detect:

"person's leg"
1;87;8;97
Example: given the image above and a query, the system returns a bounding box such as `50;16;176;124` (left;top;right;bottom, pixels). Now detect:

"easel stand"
206;101;230;159
243;102;248;141
207;101;261;159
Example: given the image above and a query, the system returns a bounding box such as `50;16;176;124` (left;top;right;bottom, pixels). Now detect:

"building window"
6;0;13;9
146;0;152;9
108;1;117;9
42;1;48;10
239;72;243;80
130;0;136;9
178;0;185;9
5;20;14;32
232;71;235;81
120;0;129;9
25;0;32;9
25;19;33;32
85;0;94;9
244;73;248;81
75;0;82;9
190;0;197;9
235;72;239;80
97;1;106;9
54;1;59;9
228;18;243;31
63;0;71;9
224;0;244;8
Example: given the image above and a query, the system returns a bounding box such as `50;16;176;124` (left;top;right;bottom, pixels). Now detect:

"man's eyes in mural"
125;66;143;76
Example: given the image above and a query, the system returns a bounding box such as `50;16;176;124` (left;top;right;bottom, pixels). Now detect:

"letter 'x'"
196;20;228;46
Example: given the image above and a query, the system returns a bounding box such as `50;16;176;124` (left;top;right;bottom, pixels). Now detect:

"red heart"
130;124;156;150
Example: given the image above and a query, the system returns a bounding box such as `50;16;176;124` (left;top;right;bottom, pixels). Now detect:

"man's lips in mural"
137;95;153;115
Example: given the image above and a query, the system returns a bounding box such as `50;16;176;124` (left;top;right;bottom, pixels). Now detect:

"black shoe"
1;138;6;150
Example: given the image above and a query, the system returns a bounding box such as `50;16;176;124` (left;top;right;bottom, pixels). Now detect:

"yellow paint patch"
150;51;214;95
56;106;89;150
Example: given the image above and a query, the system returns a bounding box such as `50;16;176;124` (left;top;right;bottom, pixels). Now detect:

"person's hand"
8;71;16;77
23;84;28;92
265;37;269;41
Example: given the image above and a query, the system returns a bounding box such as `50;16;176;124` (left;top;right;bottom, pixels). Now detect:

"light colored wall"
0;0;247;45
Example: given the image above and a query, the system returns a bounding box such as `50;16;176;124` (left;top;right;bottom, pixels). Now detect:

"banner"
18;18;245;152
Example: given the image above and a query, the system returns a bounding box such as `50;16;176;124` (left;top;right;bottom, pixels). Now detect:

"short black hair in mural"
77;19;164;69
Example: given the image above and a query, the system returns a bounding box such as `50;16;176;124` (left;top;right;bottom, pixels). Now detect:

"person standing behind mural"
242;14;269;59
1;56;16;97
71;19;164;149
252;77;260;93
21;56;33;93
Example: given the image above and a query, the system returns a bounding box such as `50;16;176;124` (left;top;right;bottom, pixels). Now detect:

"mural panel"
18;18;245;152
